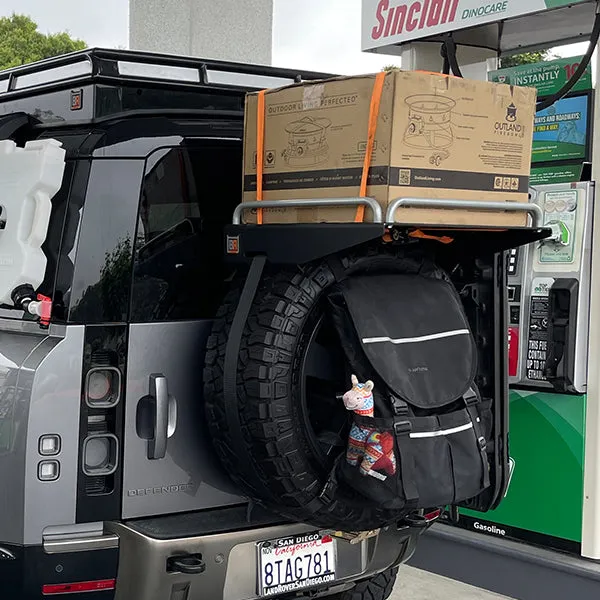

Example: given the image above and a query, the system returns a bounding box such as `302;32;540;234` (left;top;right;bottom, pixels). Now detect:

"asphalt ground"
390;565;515;600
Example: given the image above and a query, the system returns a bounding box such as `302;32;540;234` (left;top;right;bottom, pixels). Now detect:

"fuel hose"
536;5;600;111
439;3;600;113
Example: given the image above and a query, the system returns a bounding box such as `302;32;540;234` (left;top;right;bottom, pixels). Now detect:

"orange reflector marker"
42;579;116;595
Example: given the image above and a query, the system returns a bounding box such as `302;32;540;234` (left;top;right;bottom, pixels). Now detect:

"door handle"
148;373;169;460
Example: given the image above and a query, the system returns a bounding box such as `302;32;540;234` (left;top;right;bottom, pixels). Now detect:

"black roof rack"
0;47;336;100
0;48;338;127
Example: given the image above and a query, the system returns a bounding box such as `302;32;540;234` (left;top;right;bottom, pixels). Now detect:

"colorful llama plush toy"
342;374;397;481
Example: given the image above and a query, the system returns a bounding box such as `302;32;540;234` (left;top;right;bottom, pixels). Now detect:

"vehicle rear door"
121;138;246;519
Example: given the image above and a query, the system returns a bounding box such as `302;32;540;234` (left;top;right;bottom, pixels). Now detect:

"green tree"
0;14;86;70
500;50;556;68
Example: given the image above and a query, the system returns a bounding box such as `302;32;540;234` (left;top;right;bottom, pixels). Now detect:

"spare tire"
203;245;446;530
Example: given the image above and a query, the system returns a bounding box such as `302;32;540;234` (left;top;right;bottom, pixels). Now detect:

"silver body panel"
122;320;244;519
107;521;416;600
0;321;84;545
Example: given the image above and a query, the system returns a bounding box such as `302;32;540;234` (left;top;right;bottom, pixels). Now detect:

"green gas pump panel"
460;181;594;552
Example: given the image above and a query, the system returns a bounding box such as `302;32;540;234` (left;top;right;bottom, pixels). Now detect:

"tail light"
76;327;127;523
85;367;121;408
82;433;119;476
42;579;116;595
80;350;123;497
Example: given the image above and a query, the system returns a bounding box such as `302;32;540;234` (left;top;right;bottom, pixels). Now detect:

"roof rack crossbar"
0;47;335;100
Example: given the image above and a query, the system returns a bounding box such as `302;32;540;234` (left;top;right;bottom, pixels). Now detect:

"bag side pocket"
440;408;490;502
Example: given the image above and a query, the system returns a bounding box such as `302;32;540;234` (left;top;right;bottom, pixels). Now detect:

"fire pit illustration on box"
404;94;456;166
282;116;332;166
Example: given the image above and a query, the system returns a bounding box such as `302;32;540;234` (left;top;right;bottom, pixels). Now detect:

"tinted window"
130;140;242;322
96;85;243;118
68;159;144;324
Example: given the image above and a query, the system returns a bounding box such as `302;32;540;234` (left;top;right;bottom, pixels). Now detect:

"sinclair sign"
362;0;590;51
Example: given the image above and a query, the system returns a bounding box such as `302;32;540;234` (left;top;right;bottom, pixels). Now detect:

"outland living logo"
494;101;526;139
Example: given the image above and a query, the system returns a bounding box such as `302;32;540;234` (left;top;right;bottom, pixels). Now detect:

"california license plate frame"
256;531;337;597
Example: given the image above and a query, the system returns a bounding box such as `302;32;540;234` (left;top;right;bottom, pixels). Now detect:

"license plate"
257;532;337;597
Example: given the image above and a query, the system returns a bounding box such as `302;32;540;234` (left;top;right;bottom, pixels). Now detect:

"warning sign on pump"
526;277;554;381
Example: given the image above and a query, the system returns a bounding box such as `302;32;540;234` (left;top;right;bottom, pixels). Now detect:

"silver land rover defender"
0;48;531;600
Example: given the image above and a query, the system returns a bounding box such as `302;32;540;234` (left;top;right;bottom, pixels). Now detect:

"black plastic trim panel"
0;542;117;600
76;325;128;523
125;503;289;540
408;523;600;600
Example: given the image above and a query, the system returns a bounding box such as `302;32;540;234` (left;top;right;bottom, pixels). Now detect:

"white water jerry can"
0;138;66;305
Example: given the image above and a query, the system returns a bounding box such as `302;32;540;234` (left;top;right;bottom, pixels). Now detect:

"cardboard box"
242;70;537;227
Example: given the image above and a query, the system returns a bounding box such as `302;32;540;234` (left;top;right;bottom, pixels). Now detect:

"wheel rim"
299;309;350;470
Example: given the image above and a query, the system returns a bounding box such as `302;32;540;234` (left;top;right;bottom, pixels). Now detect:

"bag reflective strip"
362;329;470;345
409;422;474;439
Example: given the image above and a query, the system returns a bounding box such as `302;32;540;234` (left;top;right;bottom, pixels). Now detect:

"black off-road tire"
331;567;399;600
203;245;442;529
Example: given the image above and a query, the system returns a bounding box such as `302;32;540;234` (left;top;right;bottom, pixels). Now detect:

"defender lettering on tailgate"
127;483;194;497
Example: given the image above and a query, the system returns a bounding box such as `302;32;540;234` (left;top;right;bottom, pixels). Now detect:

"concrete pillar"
398;42;498;81
129;0;274;65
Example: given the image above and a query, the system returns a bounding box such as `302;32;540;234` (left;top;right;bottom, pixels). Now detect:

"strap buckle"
478;436;487;451
394;420;412;435
464;387;479;405
391;395;409;416
319;479;337;504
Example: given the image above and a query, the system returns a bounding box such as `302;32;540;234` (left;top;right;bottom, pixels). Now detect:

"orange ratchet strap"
409;230;454;244
256;90;266;224
356;71;386;223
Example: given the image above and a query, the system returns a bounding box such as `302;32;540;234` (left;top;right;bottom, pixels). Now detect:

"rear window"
67;159;144;324
130;139;242;322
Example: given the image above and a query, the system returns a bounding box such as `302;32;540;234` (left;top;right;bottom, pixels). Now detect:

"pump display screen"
532;93;591;165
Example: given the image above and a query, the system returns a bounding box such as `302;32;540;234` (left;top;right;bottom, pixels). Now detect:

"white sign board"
361;0;585;51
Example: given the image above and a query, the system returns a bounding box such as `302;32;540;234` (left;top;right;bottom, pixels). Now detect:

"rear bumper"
107;513;419;600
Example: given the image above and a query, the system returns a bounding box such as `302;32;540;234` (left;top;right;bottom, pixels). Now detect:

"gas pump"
463;178;595;553
453;55;596;553
361;0;600;594
515;182;593;394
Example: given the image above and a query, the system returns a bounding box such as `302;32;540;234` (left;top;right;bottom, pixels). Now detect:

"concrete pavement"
390;565;515;600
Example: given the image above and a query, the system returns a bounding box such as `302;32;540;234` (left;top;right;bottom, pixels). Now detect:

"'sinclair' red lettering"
392;4;408;35
372;0;389;39
406;2;421;31
443;0;458;23
427;0;444;26
384;6;397;36
371;0;459;38
419;0;430;28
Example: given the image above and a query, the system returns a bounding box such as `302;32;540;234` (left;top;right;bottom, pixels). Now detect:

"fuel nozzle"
546;221;570;246
11;284;52;327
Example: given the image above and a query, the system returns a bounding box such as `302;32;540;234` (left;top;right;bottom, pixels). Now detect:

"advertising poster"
532;94;589;164
488;56;592;96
